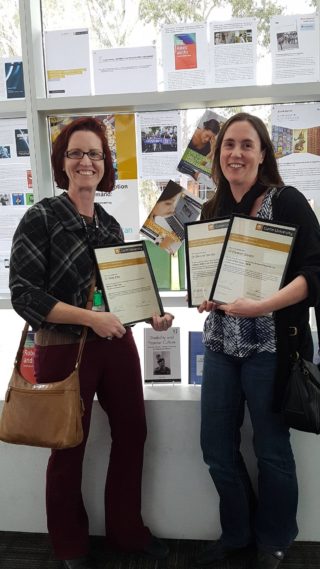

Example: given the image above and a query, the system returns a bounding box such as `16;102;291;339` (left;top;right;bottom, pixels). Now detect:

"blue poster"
5;61;25;99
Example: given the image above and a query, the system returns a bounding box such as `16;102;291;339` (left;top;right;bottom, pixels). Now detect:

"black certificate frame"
209;214;298;305
93;240;164;326
185;216;230;307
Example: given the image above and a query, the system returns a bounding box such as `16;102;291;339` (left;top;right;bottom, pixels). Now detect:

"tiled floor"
0;532;319;569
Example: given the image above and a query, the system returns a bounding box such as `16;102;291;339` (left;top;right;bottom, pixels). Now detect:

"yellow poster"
48;113;140;239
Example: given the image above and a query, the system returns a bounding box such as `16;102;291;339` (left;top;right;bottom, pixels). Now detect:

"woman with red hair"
10;117;172;569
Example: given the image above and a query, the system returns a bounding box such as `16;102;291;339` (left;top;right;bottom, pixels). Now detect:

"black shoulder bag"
282;308;320;434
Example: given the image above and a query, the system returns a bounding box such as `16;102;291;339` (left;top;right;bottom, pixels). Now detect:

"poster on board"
49;113;140;239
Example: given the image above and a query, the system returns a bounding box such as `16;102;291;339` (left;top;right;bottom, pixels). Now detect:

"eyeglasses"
64;150;105;161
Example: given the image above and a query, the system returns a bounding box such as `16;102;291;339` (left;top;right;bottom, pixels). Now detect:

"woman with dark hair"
195;112;320;569
9;117;173;569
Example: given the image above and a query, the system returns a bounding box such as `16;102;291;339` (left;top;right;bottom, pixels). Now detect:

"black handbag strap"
15;279;96;370
315;305;320;356
314;305;320;360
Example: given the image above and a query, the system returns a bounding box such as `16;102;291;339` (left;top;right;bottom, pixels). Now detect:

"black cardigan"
272;187;320;408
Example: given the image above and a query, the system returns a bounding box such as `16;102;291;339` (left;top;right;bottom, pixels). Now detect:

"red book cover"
20;331;36;384
174;33;197;70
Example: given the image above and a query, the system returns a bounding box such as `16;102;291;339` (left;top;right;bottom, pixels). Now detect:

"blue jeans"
201;348;298;552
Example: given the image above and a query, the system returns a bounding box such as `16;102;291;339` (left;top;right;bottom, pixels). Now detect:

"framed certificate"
94;240;164;326
210;215;297;304
185;217;230;307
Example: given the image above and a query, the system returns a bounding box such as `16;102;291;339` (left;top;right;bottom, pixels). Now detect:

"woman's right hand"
89;311;126;339
198;300;219;313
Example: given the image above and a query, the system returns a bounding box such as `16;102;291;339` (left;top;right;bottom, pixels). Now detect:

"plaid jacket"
9;192;124;334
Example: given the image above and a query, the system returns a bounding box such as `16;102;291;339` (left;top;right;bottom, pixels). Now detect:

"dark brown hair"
51;116;115;193
203;112;283;219
203;118;220;135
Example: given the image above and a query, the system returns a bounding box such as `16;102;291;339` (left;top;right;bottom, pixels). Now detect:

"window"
0;1;21;57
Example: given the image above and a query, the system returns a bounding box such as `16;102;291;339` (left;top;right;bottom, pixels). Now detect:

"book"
20;331;36;384
174;33;197;70
188;331;204;385
144;327;181;383
140;180;203;255
177;110;226;182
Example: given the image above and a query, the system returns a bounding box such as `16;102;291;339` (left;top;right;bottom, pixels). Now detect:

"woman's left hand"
219;298;268;318
220;275;309;318
150;312;175;332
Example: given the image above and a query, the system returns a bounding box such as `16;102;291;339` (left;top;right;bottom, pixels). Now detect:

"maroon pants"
34;328;151;559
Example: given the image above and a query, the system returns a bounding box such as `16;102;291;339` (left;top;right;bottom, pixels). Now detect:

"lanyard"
80;208;100;249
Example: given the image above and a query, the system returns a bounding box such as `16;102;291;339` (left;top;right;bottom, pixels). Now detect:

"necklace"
80;206;99;229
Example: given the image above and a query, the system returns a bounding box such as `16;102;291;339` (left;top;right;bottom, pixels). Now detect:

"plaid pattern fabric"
9;192;124;334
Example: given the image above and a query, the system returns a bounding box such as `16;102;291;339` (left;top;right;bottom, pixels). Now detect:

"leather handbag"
282;314;320;435
0;324;87;449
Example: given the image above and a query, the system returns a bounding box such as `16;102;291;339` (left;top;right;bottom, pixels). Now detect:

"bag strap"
315;305;320;356
15;278;96;370
15;322;33;368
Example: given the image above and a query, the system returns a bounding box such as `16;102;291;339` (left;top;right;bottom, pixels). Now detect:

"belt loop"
289;326;298;336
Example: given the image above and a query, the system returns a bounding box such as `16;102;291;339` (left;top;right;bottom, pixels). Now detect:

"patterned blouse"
203;188;278;357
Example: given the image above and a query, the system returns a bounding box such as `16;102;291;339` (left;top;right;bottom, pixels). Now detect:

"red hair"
51;116;115;193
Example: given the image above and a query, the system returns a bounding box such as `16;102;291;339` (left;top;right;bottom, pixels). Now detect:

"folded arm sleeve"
9;206;59;329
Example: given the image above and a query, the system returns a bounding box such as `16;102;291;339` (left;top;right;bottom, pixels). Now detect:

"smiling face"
220;120;265;197
64;130;105;198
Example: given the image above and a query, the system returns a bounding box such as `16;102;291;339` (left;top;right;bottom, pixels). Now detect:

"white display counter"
1;310;319;541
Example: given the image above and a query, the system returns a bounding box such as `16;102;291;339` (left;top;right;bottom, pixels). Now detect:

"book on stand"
188;331;204;385
144;327;181;383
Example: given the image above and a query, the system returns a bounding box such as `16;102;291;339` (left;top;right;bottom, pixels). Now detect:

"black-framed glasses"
64;150;105;161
